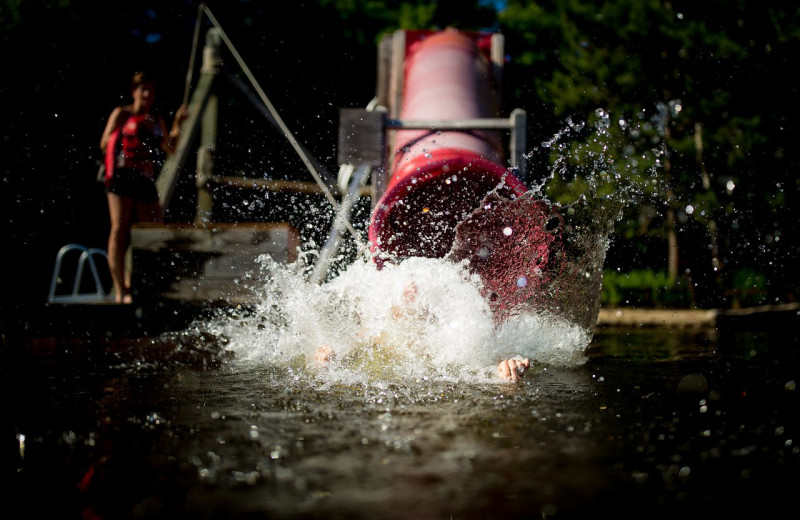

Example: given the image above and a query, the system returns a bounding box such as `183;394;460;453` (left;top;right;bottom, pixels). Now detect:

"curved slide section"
368;29;527;263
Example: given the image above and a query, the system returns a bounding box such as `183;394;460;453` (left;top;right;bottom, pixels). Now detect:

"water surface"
6;323;799;519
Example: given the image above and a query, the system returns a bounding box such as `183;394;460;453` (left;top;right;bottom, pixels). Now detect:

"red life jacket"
104;113;165;182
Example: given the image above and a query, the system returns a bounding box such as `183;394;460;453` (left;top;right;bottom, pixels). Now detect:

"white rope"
201;6;364;243
183;3;205;106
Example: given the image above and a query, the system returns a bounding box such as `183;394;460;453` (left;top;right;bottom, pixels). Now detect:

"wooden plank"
209;176;372;198
130;222;300;303
596;308;719;328
160;279;254;303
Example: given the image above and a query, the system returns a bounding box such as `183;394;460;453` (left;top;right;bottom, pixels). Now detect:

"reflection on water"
5;324;799;519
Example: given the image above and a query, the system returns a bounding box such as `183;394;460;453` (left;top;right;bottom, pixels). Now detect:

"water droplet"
17;434;25;459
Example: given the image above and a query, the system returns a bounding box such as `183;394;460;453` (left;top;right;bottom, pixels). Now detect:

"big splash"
192;107;668;384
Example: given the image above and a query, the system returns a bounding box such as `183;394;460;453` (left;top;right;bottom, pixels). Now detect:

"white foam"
206;253;588;384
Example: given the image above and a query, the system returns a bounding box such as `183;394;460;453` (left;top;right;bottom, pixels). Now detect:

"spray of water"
204;253;589;384
190;108;669;384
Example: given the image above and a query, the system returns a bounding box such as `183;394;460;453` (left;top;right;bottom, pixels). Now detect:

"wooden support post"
389;29;406;121
490;33;505;113
373;33;394;207
376;33;393;110
381;29;406;207
195;93;218;224
194;28;222;224
157;28;221;214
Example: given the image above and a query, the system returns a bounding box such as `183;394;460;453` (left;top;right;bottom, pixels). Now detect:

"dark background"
2;0;798;329
1;1;384;319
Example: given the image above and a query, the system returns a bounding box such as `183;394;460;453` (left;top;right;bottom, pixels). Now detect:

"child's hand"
497;357;530;381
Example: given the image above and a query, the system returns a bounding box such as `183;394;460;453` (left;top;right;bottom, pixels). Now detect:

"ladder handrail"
48;244;112;304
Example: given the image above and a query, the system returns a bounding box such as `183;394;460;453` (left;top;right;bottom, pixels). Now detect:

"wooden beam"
209;176;372;197
156;71;215;211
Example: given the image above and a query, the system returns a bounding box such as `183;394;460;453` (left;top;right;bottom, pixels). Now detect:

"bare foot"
314;345;335;367
497;357;530;382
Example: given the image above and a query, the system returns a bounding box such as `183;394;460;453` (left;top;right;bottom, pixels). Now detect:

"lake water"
7;112;796;517
5;314;799;519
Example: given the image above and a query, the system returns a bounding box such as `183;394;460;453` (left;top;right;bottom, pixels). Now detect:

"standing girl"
100;71;187;303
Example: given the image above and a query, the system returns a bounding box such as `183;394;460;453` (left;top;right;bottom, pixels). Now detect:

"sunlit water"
7;109;799;518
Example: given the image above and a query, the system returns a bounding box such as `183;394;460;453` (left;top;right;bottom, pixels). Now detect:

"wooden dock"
130;222;300;304
596;308;719;328
596;302;800;329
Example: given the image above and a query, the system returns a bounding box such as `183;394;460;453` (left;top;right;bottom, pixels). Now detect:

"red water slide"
366;29;563;320
368;29;528;263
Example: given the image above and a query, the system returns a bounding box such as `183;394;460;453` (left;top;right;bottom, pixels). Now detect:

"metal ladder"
47;244;113;304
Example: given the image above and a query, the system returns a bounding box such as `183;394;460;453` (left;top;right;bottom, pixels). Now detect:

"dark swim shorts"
106;168;159;204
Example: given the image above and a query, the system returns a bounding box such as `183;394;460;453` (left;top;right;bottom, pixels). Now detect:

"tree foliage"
498;0;800;305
